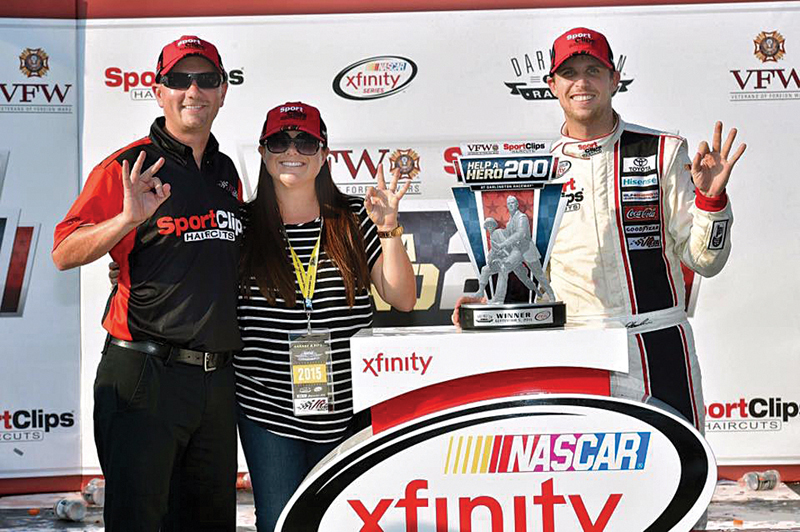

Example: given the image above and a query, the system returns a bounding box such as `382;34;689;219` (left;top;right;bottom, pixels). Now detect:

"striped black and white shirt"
235;196;381;442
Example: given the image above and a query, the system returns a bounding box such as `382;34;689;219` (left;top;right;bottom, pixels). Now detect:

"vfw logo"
1;48;73;113
277;396;715;531
730;30;800;101
328;147;422;196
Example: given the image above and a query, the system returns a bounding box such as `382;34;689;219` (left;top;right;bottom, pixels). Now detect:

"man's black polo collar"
149;117;220;168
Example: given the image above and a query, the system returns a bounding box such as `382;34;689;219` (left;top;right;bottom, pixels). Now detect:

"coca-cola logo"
624;205;659;221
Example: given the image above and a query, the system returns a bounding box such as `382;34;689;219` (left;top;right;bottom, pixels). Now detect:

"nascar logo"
444;432;650;474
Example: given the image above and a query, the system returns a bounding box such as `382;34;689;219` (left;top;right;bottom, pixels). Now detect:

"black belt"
109;337;232;372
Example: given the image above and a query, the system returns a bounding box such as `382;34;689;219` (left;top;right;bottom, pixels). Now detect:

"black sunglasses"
158;71;225;90
264;132;322;156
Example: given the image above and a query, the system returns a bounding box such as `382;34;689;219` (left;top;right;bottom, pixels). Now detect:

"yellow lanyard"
288;220;323;324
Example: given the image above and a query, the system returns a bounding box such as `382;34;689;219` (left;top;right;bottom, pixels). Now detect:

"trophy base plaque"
459;302;566;330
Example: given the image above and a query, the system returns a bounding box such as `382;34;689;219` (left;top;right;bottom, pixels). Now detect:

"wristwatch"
377;225;404;239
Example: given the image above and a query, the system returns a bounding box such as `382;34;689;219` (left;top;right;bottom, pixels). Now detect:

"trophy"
449;141;567;329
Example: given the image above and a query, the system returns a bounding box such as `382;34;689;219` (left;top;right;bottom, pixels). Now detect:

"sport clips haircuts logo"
156;209;242;242
730;30;800;101
705;396;800;432
333;56;417;100
104;66;244;101
504;49;633;101
1;408;75;443
1;48;73;114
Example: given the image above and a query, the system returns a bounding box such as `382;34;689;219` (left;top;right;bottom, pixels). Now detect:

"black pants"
94;339;237;531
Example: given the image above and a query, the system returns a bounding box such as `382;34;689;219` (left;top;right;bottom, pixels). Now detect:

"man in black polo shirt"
53;36;242;531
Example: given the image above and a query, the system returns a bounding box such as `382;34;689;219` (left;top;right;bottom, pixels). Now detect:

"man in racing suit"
454;27;745;438
544;27;745;431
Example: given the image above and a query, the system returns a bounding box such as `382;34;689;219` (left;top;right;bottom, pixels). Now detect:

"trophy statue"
449;141;567;329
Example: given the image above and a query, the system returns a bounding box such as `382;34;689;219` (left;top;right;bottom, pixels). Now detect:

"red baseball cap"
549;27;615;75
157;35;225;76
259;102;328;144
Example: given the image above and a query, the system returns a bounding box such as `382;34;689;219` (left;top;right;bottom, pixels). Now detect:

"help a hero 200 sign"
277;395;715;531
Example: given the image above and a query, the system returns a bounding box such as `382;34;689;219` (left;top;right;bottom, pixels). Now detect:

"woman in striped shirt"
236;102;416;531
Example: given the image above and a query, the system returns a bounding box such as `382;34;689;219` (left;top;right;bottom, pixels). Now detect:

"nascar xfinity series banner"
278;395;716;531
1;1;799;487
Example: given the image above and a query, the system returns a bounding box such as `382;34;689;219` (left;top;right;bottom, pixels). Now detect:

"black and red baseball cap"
156;35;225;76
259;102;328;144
549;27;615;75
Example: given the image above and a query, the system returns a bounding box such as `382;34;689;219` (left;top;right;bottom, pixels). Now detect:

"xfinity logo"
346;478;622;531
333;56;417;101
362;352;432;376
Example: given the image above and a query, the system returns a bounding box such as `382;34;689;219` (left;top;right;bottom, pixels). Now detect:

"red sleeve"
53;161;124;251
694;187;728;212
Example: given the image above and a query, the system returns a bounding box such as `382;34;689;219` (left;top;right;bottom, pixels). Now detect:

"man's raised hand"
691;121;746;197
121;151;169;226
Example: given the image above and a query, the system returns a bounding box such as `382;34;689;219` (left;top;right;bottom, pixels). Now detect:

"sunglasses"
158;71;225;90
264;132;322;156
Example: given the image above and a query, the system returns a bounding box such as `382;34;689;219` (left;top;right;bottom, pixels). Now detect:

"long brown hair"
239;159;372;307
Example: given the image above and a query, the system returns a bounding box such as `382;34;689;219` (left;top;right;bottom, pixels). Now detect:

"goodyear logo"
444;432;650;474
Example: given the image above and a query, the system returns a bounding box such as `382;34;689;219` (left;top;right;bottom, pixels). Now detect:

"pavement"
0;481;799;531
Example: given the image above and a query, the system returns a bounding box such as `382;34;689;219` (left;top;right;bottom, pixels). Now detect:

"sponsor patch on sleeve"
709;219;729;250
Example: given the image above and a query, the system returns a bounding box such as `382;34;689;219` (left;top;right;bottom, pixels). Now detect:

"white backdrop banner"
2;1;798;483
0;19;81;480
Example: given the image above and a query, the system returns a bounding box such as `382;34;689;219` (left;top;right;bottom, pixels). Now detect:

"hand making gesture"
691;121;746;198
364;165;412;231
121;151;170;227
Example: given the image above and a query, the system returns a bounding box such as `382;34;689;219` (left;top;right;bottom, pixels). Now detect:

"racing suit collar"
149;117;220;167
552;112;623;159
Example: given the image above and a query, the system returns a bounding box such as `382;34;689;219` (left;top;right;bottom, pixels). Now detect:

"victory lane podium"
276;325;717;532
351;325;627;433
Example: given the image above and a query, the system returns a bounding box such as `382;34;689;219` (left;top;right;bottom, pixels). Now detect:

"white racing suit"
549;117;733;432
